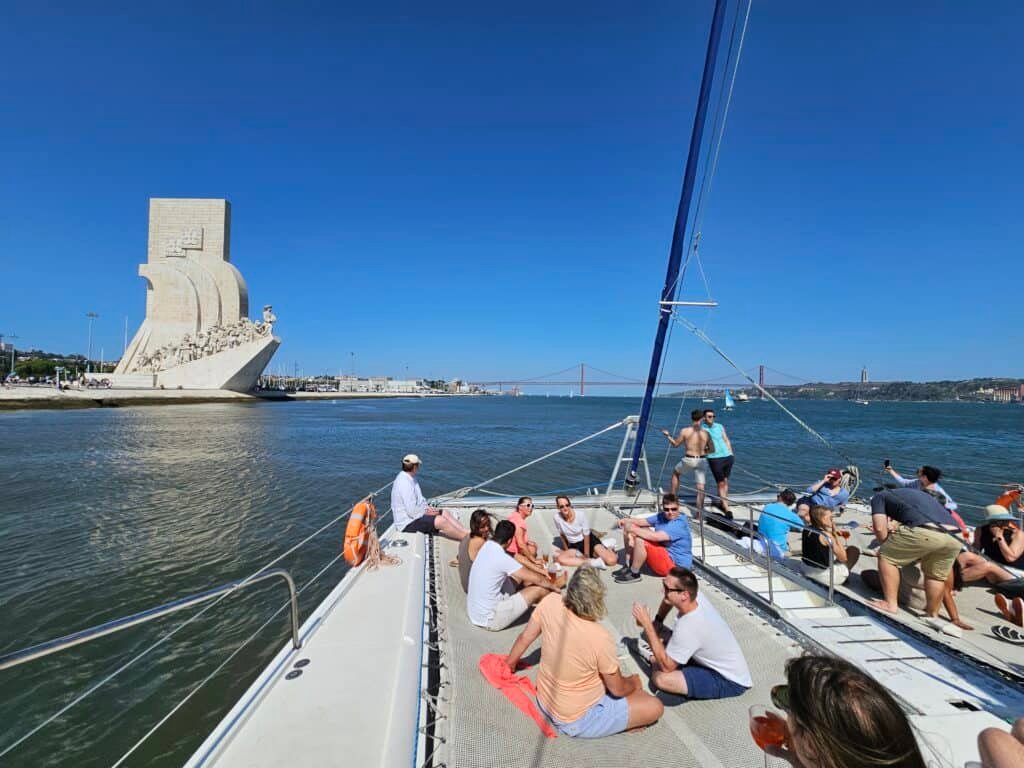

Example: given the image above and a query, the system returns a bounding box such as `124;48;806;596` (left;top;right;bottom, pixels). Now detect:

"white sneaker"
589;558;606;569
636;637;654;664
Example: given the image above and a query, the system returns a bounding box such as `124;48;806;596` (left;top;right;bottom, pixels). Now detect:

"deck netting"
434;515;803;768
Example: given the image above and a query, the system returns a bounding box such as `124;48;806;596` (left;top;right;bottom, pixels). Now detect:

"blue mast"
625;0;730;492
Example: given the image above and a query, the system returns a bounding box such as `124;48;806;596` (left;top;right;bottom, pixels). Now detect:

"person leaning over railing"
504;566;664;738
801;506;860;586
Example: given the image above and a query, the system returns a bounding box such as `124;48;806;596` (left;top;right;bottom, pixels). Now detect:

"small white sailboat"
723;389;735;410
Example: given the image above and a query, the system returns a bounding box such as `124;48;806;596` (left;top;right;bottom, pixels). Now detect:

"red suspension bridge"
469;363;807;395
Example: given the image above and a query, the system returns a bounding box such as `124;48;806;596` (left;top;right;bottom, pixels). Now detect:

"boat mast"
625;0;729;492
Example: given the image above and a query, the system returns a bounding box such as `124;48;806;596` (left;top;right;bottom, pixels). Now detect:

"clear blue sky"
2;1;1020;386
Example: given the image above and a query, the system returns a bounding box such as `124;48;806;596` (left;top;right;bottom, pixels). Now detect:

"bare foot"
868;599;899;615
995;594;1015;623
953;618;975;631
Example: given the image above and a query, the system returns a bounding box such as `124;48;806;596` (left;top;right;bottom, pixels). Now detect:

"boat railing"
691;501;837;606
0;568;301;673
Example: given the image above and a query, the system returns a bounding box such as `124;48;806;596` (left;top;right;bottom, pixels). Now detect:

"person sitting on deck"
458;509;494;593
866;487;963;633
955;503;1024;628
795;468;849;520
551;495;618;570
763;654;927;768
467;520;560;631
800;506;860;586
391;454;469;540
504;565;664;738
884;463;957;512
613;494;692;584
738;489;801;560
631;567;751;700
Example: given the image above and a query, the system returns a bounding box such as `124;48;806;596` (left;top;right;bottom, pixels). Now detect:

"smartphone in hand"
883;459;891;469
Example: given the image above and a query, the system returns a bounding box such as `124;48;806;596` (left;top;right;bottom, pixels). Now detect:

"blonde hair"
563;565;606;621
809;505;832;530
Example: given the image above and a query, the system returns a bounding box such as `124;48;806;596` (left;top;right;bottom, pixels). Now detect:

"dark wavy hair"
784;655;926;768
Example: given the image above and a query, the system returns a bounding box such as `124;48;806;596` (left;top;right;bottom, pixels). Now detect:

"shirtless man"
662;410;712;511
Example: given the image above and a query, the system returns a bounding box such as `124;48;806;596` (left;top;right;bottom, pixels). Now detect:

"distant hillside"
671;378;1024;402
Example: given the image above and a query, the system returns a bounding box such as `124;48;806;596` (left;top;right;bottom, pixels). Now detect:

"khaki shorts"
878;526;961;581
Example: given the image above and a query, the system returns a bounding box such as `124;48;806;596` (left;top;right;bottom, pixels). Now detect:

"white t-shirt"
666;597;752;687
391;470;427;531
552;509;590;544
467;541;522;627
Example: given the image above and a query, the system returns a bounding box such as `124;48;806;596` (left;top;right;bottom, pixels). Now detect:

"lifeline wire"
0;480;395;761
674;314;859;468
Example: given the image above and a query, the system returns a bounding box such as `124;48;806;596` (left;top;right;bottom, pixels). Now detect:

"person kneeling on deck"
613;494;692;584
391;454;469;540
468;521;560;631
631;567;751;700
801;506;860;586
738;489;801;560
867;488;962;629
505;566;664;737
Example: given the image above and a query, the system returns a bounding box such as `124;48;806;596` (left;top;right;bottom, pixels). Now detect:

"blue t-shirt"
645;512;693;568
806;486;849;509
756;502;804;553
703;422;732;459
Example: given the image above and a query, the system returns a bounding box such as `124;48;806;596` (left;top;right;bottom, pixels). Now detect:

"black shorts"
567;533;604;554
403;515;437;534
707;455;735;483
796;496;814;510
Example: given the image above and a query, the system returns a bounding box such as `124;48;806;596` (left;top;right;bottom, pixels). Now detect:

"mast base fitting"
623;473;639;496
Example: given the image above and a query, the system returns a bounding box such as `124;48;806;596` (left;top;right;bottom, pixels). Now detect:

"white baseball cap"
403;454;421;465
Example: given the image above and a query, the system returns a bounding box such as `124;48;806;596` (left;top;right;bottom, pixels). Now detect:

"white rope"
109;551;348;768
0;480;394;761
673;314;859;468
432;420;626;503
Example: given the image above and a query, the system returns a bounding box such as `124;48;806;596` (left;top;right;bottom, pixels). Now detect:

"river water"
1;396;1020;766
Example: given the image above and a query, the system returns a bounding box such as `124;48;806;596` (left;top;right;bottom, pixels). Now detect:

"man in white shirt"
390;454;468;539
468;521;560;631
631;567;751;700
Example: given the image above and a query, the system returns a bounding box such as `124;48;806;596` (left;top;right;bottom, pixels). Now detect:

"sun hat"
403;453;421;465
983;504;1017;525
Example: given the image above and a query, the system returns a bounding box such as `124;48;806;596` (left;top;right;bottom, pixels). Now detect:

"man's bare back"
679;425;710;456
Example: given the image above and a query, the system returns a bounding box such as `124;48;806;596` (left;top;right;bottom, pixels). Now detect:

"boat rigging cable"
627;0;739;490
0;480;396;761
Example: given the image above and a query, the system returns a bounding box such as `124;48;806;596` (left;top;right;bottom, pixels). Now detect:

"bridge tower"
758;364;765;398
580;363;585;397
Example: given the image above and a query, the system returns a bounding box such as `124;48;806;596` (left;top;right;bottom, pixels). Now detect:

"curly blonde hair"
563;565;606;621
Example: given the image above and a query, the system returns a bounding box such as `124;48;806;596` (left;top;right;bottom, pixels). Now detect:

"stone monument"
114;198;280;391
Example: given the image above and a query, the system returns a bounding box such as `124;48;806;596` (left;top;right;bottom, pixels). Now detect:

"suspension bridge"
468;363;810;395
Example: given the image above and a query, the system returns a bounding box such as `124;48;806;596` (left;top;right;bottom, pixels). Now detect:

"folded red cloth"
478;653;557;738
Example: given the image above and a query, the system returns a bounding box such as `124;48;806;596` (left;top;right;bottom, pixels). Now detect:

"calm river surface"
1;396;1021;766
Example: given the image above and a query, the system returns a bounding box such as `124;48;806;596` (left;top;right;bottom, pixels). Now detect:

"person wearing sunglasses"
762;655;926;768
613;494;692;584
630;567;750;700
702;409;735;517
551;495;618;569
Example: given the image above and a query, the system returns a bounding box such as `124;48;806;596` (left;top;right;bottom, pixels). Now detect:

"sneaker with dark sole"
614;570;642;584
611;566;631;578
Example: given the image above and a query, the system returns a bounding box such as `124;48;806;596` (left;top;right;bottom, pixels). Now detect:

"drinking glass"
748;705;787;767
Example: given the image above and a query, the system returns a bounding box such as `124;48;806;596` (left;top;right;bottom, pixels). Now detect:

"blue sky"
1;1;1020;387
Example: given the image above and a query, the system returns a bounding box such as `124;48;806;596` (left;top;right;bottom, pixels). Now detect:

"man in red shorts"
614;494;693;583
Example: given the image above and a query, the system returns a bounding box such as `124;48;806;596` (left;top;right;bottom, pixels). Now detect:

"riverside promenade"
0;386;458;411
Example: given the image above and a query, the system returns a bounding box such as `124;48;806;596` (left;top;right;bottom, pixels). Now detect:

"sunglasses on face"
663;506;680;512
557;504;570;509
770;684;790;712
521;502;533;507
662;582;687;595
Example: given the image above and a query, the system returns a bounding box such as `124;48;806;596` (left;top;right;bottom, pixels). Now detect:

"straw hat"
983;504;1017;525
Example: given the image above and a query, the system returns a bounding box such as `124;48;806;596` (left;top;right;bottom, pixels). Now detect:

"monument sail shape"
114;198;280;391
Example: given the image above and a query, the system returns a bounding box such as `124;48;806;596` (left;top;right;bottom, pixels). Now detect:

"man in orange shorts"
614;494;693;583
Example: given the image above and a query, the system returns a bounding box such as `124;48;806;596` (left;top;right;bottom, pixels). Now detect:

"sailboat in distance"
724;388;735;410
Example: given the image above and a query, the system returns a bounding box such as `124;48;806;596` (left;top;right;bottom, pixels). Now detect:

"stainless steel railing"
750;506;838;604
693;508;776;607
0;568;301;672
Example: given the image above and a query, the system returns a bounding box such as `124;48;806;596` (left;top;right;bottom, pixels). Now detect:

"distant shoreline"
0;387;464;412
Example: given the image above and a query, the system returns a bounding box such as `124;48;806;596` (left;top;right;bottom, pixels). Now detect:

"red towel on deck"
478;653;557;738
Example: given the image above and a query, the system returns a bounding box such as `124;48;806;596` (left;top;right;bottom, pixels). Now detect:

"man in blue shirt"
614;494;692;583
749;489;802;560
702;410;735;517
796;468;850;519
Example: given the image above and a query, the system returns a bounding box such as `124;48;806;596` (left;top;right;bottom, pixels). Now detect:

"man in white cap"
391;454;469;540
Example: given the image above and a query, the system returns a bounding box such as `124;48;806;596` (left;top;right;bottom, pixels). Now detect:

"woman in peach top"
504;566;663;738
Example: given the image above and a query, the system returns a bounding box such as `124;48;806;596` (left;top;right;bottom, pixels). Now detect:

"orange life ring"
344;499;375;566
995;489;1021;510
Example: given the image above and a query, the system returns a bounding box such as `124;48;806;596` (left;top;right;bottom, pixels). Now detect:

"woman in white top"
553;495;619;569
